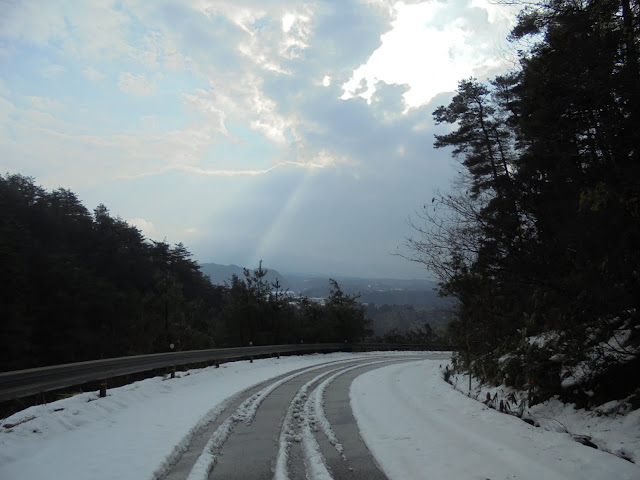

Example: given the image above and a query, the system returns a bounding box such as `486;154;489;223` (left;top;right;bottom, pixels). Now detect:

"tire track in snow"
176;356;390;480
277;359;412;480
274;368;341;480
306;362;390;461
159;354;428;480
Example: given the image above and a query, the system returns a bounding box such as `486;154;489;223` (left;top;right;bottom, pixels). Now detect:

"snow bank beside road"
0;352;394;480
449;369;640;464
350;359;640;480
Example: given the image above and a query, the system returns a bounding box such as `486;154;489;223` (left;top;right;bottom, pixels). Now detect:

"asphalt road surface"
160;354;443;480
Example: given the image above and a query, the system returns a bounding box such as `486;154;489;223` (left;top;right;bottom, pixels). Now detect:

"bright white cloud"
278;10;312;60
118;72;154;96
183;72;298;146
282;13;296;32
341;0;520;110
295;149;351;169
193;1;314;72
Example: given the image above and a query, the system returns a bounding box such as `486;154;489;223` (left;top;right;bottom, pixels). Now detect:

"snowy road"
351;360;640;480
168;356;412;480
1;352;638;479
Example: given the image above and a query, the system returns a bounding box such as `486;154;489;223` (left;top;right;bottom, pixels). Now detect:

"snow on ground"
350;359;640;480
448;367;640;465
1;352;638;480
0;352;382;480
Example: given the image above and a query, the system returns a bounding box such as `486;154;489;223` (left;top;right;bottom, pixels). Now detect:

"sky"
0;0;522;279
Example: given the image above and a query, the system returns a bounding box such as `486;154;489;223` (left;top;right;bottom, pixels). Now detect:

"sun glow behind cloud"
0;0;519;183
341;0;520;110
0;0;522;277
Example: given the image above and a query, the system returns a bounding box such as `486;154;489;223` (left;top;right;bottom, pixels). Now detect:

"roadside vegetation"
0;174;371;372
407;0;640;408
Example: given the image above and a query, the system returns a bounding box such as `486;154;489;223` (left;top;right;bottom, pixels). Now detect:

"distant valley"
199;262;454;335
199;262;440;306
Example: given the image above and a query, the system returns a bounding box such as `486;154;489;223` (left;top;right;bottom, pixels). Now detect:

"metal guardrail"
0;343;451;402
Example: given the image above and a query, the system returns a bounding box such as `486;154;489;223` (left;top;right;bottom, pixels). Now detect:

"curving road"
159;354;447;480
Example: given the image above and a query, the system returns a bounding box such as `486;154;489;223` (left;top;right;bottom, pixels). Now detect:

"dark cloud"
308;0;387;71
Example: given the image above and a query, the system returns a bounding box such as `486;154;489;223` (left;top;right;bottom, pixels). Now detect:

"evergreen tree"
0;174;225;370
324;279;371;343
408;0;640;402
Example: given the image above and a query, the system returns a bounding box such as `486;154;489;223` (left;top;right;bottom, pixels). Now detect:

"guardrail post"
99;380;107;398
170;367;176;379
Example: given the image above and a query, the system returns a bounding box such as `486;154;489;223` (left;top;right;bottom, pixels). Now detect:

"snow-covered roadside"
0;352;407;480
350;359;640;480
449;369;640;464
5;351;636;480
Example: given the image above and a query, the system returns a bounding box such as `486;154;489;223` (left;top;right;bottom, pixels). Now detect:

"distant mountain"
198;263;244;285
198;262;447;309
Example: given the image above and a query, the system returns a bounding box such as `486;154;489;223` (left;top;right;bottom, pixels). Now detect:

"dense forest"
408;0;640;407
364;303;452;339
0;174;371;372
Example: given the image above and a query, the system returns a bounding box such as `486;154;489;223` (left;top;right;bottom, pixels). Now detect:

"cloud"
0;78;9;96
0;93;214;184
341;0;520;109
0;86;347;190
83;67;106;83
0;0;132;59
118;72;154;96
0;0;523;278
4;0;394;179
128;217;158;239
29;96;66;111
182;74;297;146
136;30;189;72
42;64;66;79
188;1;315;74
